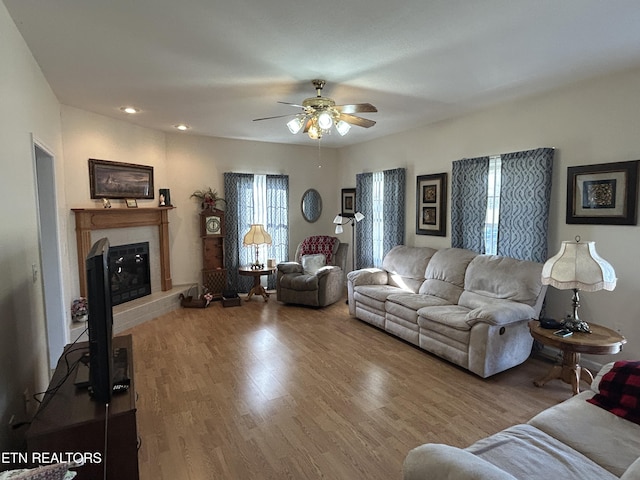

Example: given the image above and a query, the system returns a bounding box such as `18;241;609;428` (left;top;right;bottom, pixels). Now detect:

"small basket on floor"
222;291;241;307
180;285;212;308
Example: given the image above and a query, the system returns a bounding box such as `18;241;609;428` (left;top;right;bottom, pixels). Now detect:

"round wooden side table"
528;320;626;395
239;267;276;302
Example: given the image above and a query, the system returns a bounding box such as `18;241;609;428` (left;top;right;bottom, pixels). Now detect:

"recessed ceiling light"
174;124;190;131
120;106;140;114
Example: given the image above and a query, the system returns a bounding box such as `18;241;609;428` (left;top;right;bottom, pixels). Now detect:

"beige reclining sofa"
404;361;640;479
347;245;547;377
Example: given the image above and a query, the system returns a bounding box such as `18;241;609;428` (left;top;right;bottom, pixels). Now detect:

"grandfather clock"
200;207;226;299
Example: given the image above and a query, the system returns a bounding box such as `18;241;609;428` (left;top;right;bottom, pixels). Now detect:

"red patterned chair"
276;235;348;307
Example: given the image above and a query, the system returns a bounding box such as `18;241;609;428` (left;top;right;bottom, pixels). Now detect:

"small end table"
239;267;276;302
528;320;626;395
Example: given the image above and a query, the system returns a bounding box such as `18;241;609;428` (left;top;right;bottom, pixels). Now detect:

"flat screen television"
85;237;114;403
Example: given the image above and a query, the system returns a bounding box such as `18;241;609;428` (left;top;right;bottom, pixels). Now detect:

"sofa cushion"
461;255;543;307
387;292;449;312
417;305;473;331
381;245;437;293
467;424;617;480
354;284;406;303
587;360;640;426
529;391;640;477
278;273;318;291
419;248;477;303
301;254;326;275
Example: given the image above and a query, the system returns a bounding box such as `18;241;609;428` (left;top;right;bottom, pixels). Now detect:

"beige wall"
338;66;640;364
0;1;65;450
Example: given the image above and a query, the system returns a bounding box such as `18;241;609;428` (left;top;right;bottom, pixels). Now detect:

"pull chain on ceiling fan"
253;79;377;140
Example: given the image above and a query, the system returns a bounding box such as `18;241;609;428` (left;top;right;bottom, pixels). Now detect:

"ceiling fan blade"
253;113;296;121
334;103;378;114
277;101;305;108
338;113;376;128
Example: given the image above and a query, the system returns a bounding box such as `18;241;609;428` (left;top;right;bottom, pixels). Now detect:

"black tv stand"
27;335;139;479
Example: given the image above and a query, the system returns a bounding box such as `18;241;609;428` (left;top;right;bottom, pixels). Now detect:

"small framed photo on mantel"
416;173;447;236
566;160;639;225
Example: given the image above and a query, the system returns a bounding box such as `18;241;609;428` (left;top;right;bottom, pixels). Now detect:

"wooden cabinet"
26;335;138;480
199;208;226;298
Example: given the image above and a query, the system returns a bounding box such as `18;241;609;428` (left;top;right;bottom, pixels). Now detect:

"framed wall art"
416;173;447;236
89;158;154;199
341;188;356;217
566;160;638;225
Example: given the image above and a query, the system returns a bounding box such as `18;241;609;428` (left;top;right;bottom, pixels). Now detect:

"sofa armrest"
466;302;536;327
403;444;517;480
315;265;341;279
347;268;389;286
277;262;303;275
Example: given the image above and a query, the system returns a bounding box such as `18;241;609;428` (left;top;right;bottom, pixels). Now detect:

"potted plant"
190;187;226;210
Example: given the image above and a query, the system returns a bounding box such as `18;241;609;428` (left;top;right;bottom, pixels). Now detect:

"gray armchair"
276;236;348;307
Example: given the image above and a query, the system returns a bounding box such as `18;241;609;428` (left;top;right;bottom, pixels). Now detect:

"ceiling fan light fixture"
317;111;333;130
308;124;320;139
335;120;351;136
287;117;304;134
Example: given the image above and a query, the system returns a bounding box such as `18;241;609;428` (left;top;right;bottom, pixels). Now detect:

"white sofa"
403;361;640;479
347;246;547;378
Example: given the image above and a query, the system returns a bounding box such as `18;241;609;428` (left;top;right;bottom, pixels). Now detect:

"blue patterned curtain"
383;168;406;254
356;168;406;269
451;156;489;253
355;172;373;269
224;172;256;293
497;148;554;262
265;174;289;289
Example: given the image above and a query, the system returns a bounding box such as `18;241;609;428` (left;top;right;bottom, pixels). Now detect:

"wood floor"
124;293;569;480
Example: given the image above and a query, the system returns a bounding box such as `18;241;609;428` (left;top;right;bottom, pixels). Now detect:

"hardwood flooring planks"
125;293;569;479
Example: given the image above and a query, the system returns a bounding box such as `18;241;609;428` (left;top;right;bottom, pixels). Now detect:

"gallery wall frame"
89;158;154;199
416;172;447;236
566;160;638;225
341;188;356;217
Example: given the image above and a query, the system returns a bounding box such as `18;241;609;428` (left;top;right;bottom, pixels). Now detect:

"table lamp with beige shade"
541;236;617;333
243;224;272;270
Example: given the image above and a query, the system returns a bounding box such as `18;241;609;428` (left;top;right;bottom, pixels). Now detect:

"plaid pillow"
587;360;640;425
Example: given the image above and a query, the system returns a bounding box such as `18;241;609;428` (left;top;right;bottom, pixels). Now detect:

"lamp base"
562;317;592;334
251;262;264;270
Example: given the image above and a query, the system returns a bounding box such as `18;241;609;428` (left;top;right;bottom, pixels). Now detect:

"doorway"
33;139;67;367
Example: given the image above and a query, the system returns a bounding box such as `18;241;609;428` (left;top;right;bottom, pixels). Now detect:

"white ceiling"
5;0;640;147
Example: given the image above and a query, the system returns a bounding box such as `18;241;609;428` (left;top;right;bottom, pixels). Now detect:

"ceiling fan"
253;79;377;139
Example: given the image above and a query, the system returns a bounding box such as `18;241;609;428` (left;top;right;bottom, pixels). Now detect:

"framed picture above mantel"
89;158;154;199
416;172;447;236
566;160;639;225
